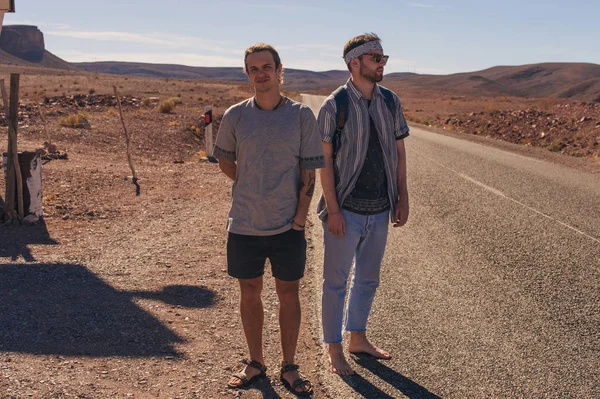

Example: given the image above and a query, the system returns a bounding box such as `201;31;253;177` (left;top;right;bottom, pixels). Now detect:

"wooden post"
1;74;24;220
204;105;217;163
36;95;51;144
0;80;14;220
113;86;140;195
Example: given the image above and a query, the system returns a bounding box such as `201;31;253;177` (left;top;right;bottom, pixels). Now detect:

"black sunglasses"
363;53;389;64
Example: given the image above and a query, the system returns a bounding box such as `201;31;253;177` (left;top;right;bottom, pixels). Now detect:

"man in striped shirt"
317;33;410;375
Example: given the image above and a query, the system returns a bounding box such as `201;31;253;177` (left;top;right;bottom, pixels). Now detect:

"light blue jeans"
321;209;389;344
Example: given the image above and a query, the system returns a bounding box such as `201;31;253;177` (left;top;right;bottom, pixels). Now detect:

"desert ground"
1;67;599;398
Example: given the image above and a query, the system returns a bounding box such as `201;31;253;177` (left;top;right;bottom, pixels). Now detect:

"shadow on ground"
343;354;442;399
230;376;284;399
0;218;57;262
129;284;218;309
0;262;218;357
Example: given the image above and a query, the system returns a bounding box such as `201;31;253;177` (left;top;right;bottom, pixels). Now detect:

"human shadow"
340;372;398;399
352;354;442;399
0;262;218;357
129;284;217;309
0;218;58;262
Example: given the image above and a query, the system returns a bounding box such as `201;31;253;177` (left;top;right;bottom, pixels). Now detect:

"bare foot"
348;333;391;360
327;343;355;375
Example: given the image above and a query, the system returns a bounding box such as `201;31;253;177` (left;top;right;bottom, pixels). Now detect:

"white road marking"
411;127;546;164
414;150;600;245
493;148;546;164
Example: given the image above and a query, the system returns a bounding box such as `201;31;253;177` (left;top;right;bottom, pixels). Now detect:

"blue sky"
4;0;600;75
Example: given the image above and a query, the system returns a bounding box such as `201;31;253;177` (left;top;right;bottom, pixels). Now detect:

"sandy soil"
0;76;324;398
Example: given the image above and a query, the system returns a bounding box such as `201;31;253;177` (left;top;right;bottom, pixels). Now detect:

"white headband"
343;41;383;64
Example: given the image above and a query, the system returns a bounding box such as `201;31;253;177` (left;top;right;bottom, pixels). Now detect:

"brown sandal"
280;362;313;397
227;359;267;389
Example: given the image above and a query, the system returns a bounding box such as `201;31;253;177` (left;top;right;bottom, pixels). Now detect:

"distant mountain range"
385;63;600;103
1;25;599;103
73;61;352;91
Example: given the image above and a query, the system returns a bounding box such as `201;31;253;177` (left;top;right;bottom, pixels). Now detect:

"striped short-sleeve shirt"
316;78;409;222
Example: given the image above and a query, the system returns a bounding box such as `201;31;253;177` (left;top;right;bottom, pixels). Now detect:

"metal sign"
204;106;217;163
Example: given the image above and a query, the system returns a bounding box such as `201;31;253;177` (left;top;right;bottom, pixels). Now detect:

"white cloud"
231;2;318;11
2;18;71;29
45;30;242;55
58;51;242;67
284;57;346;72
386;58;411;67
47;30;176;47
407;3;445;11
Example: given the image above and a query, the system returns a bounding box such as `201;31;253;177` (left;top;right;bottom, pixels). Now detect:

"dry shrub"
159;99;175;113
159;97;182;113
59;112;91;128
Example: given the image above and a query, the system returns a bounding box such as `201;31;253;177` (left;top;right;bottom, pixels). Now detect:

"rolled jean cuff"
344;328;367;333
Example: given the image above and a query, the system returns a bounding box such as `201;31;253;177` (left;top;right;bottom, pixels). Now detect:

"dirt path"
1;103;327;398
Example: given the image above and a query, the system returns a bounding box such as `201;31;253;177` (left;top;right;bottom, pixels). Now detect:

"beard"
360;62;383;83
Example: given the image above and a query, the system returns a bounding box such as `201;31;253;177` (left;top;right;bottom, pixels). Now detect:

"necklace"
275;96;287;109
255;95;285;111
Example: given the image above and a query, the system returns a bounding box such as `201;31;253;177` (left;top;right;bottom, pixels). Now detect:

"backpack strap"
379;86;397;119
332;86;348;163
331;85;396;162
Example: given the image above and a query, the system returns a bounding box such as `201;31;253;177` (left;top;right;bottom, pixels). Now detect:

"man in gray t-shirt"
213;43;324;396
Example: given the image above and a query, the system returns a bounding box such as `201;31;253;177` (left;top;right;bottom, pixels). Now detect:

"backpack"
331;86;397;162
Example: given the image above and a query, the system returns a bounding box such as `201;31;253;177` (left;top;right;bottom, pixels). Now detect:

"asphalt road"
300;93;600;399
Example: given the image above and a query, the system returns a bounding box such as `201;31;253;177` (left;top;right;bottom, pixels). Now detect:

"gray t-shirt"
214;97;325;236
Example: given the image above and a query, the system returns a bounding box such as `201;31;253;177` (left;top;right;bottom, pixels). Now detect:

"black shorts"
227;228;307;281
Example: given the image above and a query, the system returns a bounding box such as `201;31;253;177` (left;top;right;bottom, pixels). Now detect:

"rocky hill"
386;63;600;103
0;25;73;69
74;61;347;91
